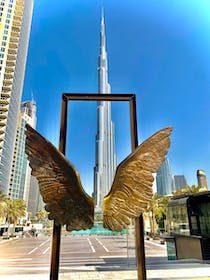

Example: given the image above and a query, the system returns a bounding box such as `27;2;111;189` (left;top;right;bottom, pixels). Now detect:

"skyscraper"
27;175;44;217
156;158;174;195
9;100;36;204
0;0;33;195
197;169;208;190
174;175;187;192
93;11;117;212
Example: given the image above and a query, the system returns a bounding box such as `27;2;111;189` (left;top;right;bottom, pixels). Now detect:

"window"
6;19;10;23
1;42;6;46
7;9;12;13
4;30;8;34
1;48;5;51
5;24;9;29
0;54;4;58
7;14;11;18
167;203;190;236
2;36;7;40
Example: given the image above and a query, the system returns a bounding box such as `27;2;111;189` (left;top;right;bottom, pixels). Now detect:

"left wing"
103;126;173;231
25;124;94;231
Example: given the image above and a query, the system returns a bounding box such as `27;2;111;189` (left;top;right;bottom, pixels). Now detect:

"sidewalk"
1;259;210;280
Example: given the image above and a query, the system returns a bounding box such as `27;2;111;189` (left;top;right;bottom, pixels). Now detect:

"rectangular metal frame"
50;93;146;280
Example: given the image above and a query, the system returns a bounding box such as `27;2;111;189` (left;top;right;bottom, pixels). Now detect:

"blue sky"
23;0;210;195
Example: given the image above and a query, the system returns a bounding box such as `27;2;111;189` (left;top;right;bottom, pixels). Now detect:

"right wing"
103;126;172;231
25;124;94;231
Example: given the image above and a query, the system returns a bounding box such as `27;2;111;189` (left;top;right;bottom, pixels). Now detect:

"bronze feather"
103;126;173;231
25;124;94;231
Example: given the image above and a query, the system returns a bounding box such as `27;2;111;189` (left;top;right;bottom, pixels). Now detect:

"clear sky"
22;0;210;195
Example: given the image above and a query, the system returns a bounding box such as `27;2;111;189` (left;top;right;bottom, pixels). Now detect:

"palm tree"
145;194;160;238
155;195;170;231
145;194;171;237
6;199;26;226
0;192;7;222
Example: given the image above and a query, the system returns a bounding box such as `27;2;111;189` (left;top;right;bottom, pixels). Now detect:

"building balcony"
16;3;24;10
0;128;5;135
6;61;16;67
10;37;19;44
0;103;8;113
2;85;12;91
1;93;10;98
8;49;18;55
0;105;8;111
5;66;15;73
3;79;12;84
14;10;23;17
11;31;20;38
0;117;6;125
12;20;21;27
7;54;16;61
15;6;23;12
9;43;18;49
17;0;24;6
12;26;21;33
4;72;14;79
13;15;22;22
3;79;13;85
0;99;9;105
0;113;7;120
3;73;14;80
2;88;11;94
3;76;13;82
3;80;12;86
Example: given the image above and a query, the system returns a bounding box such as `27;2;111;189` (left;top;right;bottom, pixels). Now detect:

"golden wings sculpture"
25;125;172;232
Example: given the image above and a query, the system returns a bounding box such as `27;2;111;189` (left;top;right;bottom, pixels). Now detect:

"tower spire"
101;7;104;24
98;7;110;93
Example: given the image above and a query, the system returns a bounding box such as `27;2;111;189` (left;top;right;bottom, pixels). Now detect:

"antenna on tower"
31;91;36;104
102;7;104;19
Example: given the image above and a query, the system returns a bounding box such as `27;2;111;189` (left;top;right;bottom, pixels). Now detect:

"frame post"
50;223;61;280
130;95;146;280
50;96;68;280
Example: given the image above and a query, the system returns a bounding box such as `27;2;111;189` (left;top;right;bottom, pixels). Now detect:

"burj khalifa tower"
93;10;117;213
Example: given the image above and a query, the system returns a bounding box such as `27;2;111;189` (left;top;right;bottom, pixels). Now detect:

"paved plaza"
0;235;210;279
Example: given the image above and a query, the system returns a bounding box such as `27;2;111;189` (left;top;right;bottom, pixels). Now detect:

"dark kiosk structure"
166;191;210;260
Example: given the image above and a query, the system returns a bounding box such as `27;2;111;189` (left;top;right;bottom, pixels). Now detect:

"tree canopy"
0;192;26;225
172;185;204;196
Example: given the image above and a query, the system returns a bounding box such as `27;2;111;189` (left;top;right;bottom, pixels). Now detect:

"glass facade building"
9;100;36;205
174;175;187;192
156;158;174;195
0;0;33;195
